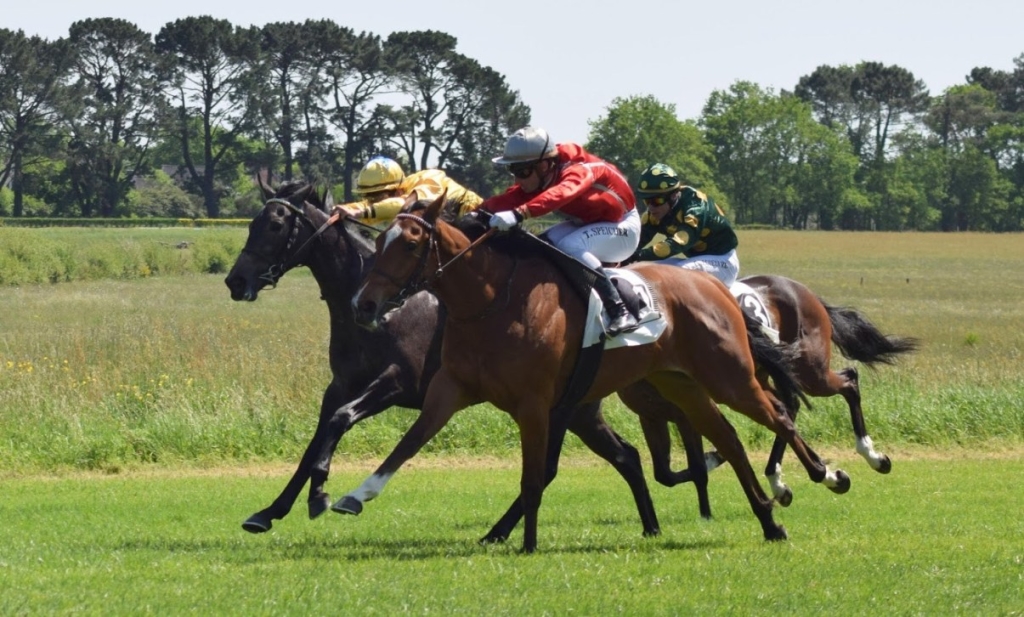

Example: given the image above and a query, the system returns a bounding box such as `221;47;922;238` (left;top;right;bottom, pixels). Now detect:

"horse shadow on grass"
112;526;727;563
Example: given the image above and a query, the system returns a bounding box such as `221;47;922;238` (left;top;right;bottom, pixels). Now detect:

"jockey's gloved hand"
488;210;522;231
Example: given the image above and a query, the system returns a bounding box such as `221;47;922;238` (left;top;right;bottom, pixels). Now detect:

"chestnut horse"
224;182;662;536
642;274;918;511
345;195;849;552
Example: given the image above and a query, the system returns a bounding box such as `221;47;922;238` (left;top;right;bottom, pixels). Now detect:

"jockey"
482;126;641;336
334;156;483;225
627;163;740;287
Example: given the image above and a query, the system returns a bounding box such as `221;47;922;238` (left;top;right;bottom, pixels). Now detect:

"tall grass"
1;230;1022;472
0;226;243;284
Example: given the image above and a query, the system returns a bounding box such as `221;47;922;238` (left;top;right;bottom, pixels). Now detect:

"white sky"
7;0;1024;145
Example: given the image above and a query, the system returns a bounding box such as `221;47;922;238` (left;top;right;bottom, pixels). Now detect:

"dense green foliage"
2;22;1023;228
0;458;1021;614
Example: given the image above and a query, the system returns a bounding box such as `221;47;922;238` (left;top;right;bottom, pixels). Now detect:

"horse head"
351;192;452;329
225;181;354;302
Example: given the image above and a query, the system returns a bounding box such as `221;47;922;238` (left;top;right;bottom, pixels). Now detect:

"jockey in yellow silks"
334;156;482;225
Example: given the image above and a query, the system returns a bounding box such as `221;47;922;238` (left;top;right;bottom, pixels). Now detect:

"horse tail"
743;311;811;414
823;301;919;367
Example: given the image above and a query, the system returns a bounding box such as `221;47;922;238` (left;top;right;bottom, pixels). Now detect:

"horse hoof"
829;470;852;494
242;515;272;534
308;494;332;520
875;455;892;474
479;533;509;545
642;526;662;538
775;487;794;508
331;496;363;515
765;524;788;542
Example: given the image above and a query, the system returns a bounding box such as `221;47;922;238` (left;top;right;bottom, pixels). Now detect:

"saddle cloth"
730;280;780;343
583;268;667;349
582;274;779;348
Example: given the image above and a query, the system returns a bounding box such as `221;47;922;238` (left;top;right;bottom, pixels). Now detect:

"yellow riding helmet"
356;157;405;195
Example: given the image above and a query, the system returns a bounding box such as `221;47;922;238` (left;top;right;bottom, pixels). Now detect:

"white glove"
489;210;521;231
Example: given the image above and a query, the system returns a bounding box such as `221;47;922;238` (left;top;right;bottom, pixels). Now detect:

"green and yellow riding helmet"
636;163;681;199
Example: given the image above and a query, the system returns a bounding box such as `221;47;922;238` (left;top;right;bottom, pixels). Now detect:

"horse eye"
405;240;418;252
269;221;283;233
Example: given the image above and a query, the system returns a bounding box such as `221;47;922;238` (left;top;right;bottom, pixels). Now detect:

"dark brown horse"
345;194;849;552
643;274;918;511
224;182;661;537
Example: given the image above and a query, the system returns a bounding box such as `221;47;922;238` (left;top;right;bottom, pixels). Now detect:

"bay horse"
642;274;918;510
346;194;850;552
224;182;662;537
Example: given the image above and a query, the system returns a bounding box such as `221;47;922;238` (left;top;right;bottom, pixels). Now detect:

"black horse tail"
743;311;811;415
823;301;919;367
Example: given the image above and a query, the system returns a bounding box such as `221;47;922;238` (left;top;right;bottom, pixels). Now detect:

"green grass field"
1;456;1021;614
1;228;1023;614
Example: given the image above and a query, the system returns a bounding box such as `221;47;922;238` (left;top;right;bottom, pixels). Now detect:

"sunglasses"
508;163;536;179
643;195;671;207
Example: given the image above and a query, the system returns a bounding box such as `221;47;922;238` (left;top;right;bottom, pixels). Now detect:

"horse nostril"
354;299;378;323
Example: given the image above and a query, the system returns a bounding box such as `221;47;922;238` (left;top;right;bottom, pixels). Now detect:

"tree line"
1;18;1022;230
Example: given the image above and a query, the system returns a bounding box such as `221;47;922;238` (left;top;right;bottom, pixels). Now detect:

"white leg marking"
856;435;886;469
345;472;393;504
704;452;723;472
766;462;788;498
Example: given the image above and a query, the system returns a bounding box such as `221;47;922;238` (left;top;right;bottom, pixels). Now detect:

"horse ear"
257;173;274;200
424;188;448;223
322;186;335;210
294;183;315;205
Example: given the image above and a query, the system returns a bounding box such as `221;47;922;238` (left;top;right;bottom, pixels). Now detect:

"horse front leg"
306;366;405;517
480;402;633;545
242;382;347;533
331;368;471;516
514;403;564;554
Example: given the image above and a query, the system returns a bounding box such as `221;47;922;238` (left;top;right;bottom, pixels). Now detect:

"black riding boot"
593;269;638;337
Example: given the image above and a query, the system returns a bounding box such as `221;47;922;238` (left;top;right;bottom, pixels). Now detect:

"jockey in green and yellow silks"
628;163;740;287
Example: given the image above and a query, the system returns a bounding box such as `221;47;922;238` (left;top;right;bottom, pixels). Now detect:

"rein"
375;214;511;319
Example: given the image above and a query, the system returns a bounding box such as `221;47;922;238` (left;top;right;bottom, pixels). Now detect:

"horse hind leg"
647;373;787;542
621;381;713;519
838;366;892;474
775;389;851;494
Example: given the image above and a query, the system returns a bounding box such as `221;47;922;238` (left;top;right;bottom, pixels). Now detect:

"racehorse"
345;193;850;552
224;182;662;536
642;274;919;510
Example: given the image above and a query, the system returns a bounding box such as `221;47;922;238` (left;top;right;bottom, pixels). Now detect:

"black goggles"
643;194;672;207
508;163;536;179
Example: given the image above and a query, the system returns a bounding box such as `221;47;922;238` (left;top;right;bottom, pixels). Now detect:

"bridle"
368;212;506;318
244;197;378;289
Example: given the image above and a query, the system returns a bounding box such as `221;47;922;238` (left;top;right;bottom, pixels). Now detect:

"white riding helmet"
492;127;558;165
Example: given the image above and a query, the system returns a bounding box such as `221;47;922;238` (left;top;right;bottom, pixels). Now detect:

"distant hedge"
0;217;249;228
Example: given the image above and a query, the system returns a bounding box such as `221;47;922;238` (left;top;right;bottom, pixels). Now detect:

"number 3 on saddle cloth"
730;281;780;344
